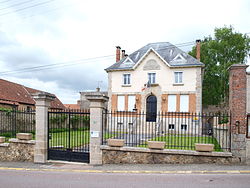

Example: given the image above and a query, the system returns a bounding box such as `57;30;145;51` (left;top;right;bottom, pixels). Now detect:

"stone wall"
101;146;238;165
0;138;35;162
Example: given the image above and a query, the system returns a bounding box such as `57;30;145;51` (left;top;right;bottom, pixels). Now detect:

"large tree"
189;26;250;106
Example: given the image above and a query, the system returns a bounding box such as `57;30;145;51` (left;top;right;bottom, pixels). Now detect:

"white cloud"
0;0;249;103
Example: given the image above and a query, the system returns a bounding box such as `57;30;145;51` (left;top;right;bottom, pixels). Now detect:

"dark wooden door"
146;95;157;122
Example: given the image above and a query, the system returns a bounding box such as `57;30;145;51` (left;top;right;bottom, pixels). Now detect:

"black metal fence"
48;109;90;162
0;108;35;140
102;111;231;152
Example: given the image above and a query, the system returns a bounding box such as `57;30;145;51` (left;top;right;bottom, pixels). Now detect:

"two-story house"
105;42;204;123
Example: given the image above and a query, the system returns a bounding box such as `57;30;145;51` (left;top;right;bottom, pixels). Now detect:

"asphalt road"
1;169;250;188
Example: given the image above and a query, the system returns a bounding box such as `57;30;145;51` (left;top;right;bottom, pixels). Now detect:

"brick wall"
229;64;248;134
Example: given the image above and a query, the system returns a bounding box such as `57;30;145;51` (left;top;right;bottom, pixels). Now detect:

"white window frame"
117;95;125;111
180;95;189;112
148;73;156;84
123;74;131;85
128;95;136;111
168;95;176;112
174;72;183;84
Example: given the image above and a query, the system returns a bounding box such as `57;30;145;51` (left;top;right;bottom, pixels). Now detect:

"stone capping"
0;136;5;143
195;143;214;152
147;141;165;149
9;138;35;145
16;133;33;140
100;145;232;157
228;64;249;70
0;143;9;147
107;139;124;147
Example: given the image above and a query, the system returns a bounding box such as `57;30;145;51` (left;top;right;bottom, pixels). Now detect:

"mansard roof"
105;42;204;72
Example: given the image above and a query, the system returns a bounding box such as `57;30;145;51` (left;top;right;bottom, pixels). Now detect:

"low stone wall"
0;138;35;162
101;146;239;164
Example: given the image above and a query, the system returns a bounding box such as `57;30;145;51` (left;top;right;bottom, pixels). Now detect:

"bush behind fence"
0;109;35;138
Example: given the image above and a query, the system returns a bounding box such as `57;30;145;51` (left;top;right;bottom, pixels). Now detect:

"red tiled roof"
0;79;65;109
64;104;80;110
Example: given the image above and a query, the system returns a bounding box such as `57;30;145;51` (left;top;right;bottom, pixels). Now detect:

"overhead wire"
0;41;196;76
0;0;37;11
0;0;55;16
0;0;13;4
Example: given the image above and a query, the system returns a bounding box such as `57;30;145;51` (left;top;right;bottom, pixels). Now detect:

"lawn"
49;130;113;148
149;135;222;152
49;130;90;148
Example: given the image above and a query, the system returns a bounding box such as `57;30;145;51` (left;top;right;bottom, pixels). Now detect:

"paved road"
0;169;250;188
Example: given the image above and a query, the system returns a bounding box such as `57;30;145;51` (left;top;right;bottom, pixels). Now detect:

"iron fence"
0;108;35;140
48;109;90;154
102;111;231;152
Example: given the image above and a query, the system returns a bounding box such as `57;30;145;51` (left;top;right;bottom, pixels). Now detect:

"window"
180;95;189;112
117;95;125;111
168;95;176;112
169;124;175;130
128;95;136;111
174;72;183;84
148;73;156;84
123;74;130;85
181;124;187;131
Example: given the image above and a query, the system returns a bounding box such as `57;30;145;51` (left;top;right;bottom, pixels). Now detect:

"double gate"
48;109;90;163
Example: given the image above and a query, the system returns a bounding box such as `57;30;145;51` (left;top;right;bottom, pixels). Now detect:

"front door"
146;95;157;122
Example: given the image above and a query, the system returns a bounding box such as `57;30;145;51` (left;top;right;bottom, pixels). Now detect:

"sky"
0;0;249;104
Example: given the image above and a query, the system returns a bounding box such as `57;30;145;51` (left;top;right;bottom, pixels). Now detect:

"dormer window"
123;74;131;85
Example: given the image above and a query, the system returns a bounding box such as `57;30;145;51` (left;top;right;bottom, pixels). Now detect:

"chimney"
121;50;125;59
96;87;100;92
116;46;121;62
196;39;201;61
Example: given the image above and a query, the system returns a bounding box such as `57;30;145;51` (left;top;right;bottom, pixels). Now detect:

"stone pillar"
86;94;108;165
33;92;55;163
229;64;248;162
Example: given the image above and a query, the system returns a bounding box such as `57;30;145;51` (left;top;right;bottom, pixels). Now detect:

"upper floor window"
123;74;131;85
148;73;156;84
174;72;183;84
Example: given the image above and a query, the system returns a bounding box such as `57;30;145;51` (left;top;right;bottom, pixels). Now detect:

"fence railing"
0;108;35;140
102;111;231;152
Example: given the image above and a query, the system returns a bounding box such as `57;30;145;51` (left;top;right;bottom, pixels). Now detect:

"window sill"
122;84;131;87
173;83;184;86
150;83;159;87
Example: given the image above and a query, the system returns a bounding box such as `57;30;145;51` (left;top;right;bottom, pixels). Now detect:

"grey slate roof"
105;42;204;71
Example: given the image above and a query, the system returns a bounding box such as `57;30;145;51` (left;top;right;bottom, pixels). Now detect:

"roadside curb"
1;167;250;174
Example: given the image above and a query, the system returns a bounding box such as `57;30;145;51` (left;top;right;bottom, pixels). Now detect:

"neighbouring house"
0;79;65;110
105;41;204;132
64;101;81;110
79;88;108;109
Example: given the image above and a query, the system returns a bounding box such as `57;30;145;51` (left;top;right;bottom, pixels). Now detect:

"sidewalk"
1;161;250;174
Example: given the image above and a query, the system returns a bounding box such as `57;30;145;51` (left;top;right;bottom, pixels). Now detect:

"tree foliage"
189;26;250;106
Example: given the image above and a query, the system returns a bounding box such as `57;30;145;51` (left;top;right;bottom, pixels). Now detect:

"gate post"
86;94;108;165
229;64;248;163
33;92;55;163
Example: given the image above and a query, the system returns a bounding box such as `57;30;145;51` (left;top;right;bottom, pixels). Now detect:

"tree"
189;26;250;106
